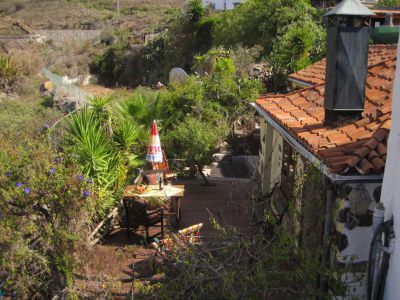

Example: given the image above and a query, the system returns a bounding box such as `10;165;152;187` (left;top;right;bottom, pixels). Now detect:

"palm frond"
112;118;141;151
117;91;163;128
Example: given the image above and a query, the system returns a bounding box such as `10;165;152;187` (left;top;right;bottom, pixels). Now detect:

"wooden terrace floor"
178;178;256;236
77;178;256;297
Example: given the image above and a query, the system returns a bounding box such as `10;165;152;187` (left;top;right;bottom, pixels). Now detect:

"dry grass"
11;49;43;76
0;0;185;33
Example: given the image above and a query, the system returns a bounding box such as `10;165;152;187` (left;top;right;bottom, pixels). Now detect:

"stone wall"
36;30;102;45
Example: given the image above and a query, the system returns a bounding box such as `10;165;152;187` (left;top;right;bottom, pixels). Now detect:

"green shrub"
0;55;18;90
165;116;228;168
377;0;400;6
90;40;129;86
187;0;205;23
0;139;96;298
90;29;133;86
65;96;143;192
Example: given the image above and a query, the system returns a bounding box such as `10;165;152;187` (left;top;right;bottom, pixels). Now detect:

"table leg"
123;198;130;238
176;197;181;227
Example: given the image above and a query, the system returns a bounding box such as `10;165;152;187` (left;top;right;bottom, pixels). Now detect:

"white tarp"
382;39;400;300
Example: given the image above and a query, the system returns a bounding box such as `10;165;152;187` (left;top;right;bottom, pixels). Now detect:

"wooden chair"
151;150;177;181
123;198;164;242
141;169;164;185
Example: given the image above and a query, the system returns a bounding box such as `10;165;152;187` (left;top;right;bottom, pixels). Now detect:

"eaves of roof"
255;57;396;177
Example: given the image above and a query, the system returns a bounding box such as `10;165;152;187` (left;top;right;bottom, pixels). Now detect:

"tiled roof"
373;8;400;15
256;58;396;175
288;44;397;86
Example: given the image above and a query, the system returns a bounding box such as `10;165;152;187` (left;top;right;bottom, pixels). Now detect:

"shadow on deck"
178;178;255;236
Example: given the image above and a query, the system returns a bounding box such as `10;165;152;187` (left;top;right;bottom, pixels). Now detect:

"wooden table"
123;185;185;230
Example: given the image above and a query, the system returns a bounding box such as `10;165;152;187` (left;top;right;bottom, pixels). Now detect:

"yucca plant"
112;117;143;188
89;95;112;117
65;107;117;187
89;95;114;136
113;117;140;151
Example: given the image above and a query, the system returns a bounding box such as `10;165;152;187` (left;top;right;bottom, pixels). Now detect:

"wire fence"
42;67;92;105
42;68;92;130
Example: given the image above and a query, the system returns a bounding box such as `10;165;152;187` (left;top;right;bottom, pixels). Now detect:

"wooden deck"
178;179;255;236
76;178;256;297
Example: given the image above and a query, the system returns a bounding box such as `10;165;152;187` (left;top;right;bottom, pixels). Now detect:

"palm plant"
118;90;162;129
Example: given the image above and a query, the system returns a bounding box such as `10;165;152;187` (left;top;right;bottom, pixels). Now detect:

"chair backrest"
141;170;164;185
125;199;149;224
151;150;170;173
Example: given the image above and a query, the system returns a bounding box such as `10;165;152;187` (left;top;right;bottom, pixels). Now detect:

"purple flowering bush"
0;140;99;298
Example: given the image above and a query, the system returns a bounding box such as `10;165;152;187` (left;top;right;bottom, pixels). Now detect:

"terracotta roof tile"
370;156;385;171
373;128;389;142
354;147;370;159
376;143;387;156
289;45;397;86
325;156;349;164
256;55;396;175
373;9;400;15
345;155;362;168
355;118;371;128
357;159;375;175
381;119;392;130
368;150;379;160
364;138;379;150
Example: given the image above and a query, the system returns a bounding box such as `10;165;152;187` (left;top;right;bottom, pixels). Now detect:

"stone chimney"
324;0;375;125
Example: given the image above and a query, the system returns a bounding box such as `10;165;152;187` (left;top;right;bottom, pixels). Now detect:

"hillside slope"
0;0;184;35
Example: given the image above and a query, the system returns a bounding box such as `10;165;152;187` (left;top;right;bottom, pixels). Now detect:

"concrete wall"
202;0;245;10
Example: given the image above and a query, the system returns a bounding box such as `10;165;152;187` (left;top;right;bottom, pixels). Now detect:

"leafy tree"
269;19;326;91
213;0;326;91
377;0;400;6
157;54;260;184
165;116;228;185
187;0;205;23
200;51;262;121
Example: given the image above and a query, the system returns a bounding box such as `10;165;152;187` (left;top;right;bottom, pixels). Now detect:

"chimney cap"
325;0;375;17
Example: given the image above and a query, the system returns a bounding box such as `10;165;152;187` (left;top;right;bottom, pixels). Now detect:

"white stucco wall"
382;38;400;300
202;0;245;10
258;119;283;194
